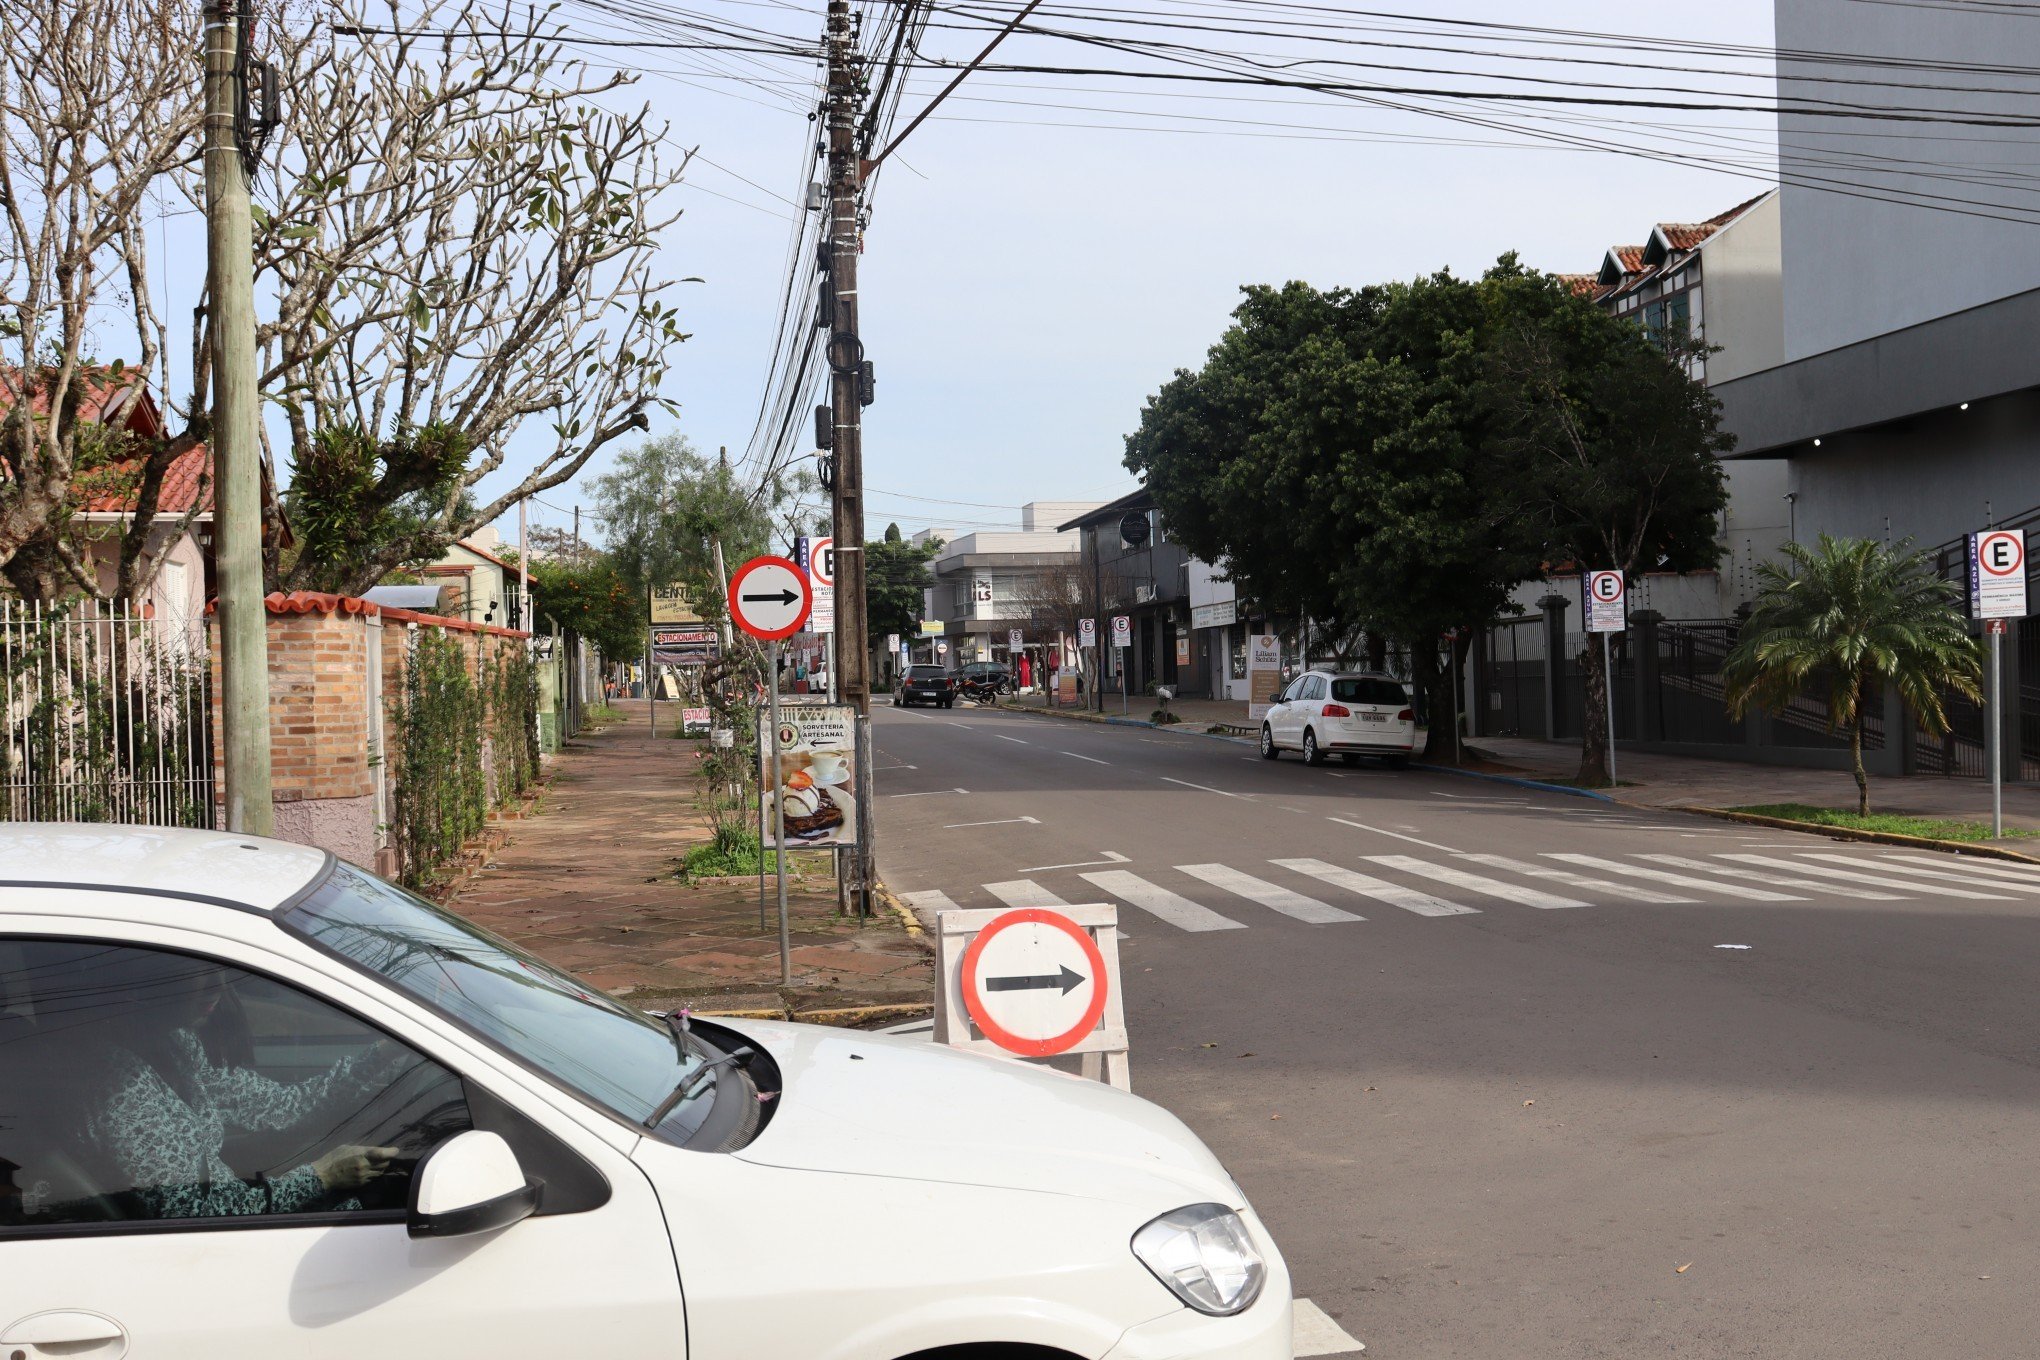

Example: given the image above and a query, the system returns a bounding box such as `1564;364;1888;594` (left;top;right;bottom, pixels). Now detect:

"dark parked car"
959;661;1013;693
895;665;956;709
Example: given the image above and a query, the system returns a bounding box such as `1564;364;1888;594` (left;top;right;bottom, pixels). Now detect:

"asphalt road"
871;699;2040;1360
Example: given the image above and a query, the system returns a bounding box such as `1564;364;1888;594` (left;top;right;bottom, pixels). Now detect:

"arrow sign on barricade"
935;903;1130;1089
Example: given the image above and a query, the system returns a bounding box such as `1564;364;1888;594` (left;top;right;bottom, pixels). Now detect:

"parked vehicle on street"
0;828;1290;1360
1260;670;1416;767
959;661;1014;694
893;664;956;708
957;675;1003;705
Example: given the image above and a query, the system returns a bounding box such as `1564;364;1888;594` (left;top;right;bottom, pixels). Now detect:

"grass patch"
681;823;765;878
1729;803;2040;842
583;703;625;726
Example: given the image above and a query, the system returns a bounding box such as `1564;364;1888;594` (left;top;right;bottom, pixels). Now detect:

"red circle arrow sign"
959;908;1109;1057
727;555;813;641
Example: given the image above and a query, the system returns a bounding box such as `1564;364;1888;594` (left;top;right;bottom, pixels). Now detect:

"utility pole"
517;496;531;633
824;0;875;913
205;0;272;835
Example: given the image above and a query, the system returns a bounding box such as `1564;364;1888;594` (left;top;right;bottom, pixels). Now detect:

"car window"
0;937;470;1231
286;863;726;1147
1331;677;1408;706
909;666;946;679
1301;676;1326;701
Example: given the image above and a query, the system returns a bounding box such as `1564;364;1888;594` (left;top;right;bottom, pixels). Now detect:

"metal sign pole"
1603;631;1617;786
1991;626;2004;839
1119;644;1127;714
768;638;791;985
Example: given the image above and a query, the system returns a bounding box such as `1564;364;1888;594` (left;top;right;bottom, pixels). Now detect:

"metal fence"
0;599;214;826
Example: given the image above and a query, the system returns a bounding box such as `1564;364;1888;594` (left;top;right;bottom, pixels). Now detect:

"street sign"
1078;617;1096;646
1111;615;1131;648
650;582;702;624
1584;570;1626;633
886;633;900;651
651;626;717;665
936;641;948;656
809;537;836;588
681;707;710;736
1971;529;2027;620
727;555;812;641
1008;627;1023;650
1989;619;2009;635
935;903;1130;1088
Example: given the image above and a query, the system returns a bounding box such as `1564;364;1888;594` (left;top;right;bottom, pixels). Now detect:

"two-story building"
920;502;1101;679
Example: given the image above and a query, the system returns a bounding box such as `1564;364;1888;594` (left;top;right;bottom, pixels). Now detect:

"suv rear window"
1332;677;1407;705
909;667;948;679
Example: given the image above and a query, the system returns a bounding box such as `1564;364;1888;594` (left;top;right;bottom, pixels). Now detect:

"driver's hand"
312;1144;399;1192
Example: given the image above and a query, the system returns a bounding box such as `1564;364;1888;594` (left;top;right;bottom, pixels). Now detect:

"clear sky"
475;1;1783;548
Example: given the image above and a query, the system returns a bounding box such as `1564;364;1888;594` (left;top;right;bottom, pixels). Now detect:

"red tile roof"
1611;245;1646;274
75;444;213;516
1557;273;1607;299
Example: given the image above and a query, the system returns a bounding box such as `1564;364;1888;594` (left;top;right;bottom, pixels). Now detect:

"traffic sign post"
1111;615;1131;713
809;535;836;635
727;555;817;985
935;903;1130;1089
1970;529;2028;838
1584;571;1626;785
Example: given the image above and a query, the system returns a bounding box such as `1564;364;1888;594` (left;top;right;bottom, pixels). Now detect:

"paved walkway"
444;699;931;1020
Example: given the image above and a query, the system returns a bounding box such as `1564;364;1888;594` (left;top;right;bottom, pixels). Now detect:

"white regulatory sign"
1111;615;1132;648
809;537;835;588
935;904;1130;1089
1584;570;1626;633
1078;618;1097;646
1972;529;2028;621
1008;628;1023;650
726;555;813;641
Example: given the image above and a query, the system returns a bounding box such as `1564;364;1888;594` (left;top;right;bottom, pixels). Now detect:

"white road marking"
942;816;1042;829
1272;858;1479;917
984;879;1132;939
1544;854;1807;901
1161;776;1247;799
1715;853;2014;900
1457;853;1697;903
1018;851;1131;872
888;787;968;798
900;890;961;916
1079;870;1246;932
1325;817;1461;853
1365;855;1588;909
1062;751;1111;765
985;880;1070;908
1863;852;2040;891
994;734;1029;745
1638;854;1912;901
873;764;918;771
1177;864;1364;923
1294;1297;1366;1356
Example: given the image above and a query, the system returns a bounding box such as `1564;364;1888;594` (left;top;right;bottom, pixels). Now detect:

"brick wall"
213;592;530;871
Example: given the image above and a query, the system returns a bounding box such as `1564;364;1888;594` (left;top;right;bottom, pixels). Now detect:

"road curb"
1673;806;2040;863
872;878;934;952
997;701;1257;746
1417;763;1617;802
792;1002;934;1027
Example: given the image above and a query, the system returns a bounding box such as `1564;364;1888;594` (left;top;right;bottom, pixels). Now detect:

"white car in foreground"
0;827;1290;1360
1260;670;1416;767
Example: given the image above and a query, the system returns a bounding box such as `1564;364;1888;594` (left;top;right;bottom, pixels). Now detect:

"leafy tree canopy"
866;529;942;645
528;552;642;659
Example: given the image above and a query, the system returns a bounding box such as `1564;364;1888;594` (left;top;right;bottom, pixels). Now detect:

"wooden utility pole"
204;0;272;834
824;0;874;911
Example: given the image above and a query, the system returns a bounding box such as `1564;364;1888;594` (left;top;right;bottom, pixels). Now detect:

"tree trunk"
1851;678;1871;816
1576;634;1611;787
1415;643;1460;764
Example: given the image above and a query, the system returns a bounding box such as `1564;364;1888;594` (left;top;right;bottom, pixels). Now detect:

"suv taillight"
1397;708;1414;721
1321;703;1350;717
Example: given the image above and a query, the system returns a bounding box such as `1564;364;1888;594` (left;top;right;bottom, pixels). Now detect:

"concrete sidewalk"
443;699;932;1022
1470;734;2040;836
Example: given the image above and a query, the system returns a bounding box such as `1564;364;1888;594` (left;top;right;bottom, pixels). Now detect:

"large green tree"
590;434;789;624
865;522;942;649
1126;260;1730;773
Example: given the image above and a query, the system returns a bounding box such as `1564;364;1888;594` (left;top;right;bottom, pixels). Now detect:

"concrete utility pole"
824;0;875;912
517;496;531;633
204;0;273;835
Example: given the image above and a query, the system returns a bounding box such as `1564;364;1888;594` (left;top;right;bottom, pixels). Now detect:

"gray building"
1059;490;1204;700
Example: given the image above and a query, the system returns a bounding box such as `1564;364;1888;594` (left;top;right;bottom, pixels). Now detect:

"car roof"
0;824;331;913
1323;670;1403;681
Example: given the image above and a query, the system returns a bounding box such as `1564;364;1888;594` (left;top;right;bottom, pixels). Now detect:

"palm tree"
1723;534;1983;816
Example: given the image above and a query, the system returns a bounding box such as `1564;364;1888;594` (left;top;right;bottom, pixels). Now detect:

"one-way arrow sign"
727;555;812;641
986;964;1085;995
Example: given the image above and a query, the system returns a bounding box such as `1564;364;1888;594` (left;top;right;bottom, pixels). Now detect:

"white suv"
0;827;1290;1360
1260;670;1416;767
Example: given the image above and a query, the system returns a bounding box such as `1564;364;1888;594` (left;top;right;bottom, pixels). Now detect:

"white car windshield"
284;863;720;1142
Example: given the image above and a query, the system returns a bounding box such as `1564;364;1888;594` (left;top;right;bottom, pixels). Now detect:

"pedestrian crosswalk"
897;849;2040;939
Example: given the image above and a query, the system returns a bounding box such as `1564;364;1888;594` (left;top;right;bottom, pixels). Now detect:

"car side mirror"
407;1130;542;1239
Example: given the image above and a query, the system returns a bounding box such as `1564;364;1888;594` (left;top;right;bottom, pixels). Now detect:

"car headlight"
1130;1203;1267;1316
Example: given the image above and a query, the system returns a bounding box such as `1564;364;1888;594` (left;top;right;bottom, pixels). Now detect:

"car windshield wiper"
643;1045;755;1130
661;1008;702;1064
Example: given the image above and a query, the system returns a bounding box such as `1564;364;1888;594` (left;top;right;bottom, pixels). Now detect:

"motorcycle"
957;676;1003;705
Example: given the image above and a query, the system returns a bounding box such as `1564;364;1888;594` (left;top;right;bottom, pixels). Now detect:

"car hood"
718;1018;1242;1210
